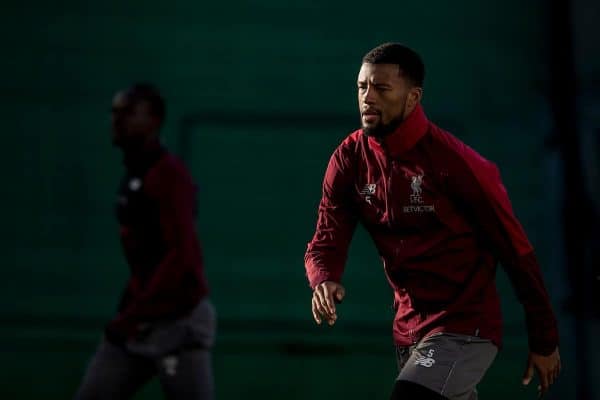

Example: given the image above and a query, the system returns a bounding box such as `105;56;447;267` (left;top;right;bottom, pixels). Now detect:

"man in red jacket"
305;43;561;400
74;83;215;400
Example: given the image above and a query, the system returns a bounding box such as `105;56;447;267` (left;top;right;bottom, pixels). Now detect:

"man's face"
357;63;418;138
111;91;157;149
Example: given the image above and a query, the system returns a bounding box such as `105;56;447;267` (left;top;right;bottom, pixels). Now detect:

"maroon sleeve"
304;146;358;289
113;162;200;329
447;147;559;355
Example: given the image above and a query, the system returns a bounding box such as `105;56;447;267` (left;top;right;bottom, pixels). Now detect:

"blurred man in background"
74;83;215;400
305;43;560;400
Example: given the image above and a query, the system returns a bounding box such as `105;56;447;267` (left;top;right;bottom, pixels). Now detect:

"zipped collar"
367;103;429;158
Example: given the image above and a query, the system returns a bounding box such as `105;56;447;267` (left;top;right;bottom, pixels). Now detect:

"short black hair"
126;83;166;123
362;43;425;87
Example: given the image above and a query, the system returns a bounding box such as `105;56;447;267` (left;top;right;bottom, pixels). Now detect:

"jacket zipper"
409;329;417;344
387;159;396;227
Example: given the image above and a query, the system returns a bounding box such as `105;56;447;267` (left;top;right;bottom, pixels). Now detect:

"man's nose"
362;86;376;104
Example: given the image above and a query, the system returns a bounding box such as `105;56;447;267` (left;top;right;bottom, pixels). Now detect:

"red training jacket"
305;104;558;355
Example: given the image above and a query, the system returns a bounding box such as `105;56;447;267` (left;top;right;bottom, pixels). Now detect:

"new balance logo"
360;183;376;195
414;349;436;368
360;184;376;205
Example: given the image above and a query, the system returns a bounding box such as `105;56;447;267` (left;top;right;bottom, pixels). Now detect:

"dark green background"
1;0;592;398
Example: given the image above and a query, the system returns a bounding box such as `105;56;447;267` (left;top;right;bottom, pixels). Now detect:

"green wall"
1;1;574;398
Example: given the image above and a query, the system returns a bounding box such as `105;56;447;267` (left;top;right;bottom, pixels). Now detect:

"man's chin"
362;124;384;138
362;117;404;138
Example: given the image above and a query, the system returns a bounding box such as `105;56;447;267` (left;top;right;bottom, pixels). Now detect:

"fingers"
536;360;560;397
538;368;549;397
311;297;322;325
558;355;562;372
550;355;561;387
552;368;559;382
313;289;332;321
335;286;346;302
553;360;561;382
322;285;337;316
522;361;534;386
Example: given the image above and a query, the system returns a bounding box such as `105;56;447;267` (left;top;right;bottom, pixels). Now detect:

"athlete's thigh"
73;337;155;400
395;345;413;373
438;334;497;400
157;348;214;400
396;333;497;400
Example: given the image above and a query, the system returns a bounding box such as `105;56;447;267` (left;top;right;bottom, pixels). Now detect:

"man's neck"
122;138;163;171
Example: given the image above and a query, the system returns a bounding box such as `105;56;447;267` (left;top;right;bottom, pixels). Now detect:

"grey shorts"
125;297;217;358
395;332;498;400
74;298;217;400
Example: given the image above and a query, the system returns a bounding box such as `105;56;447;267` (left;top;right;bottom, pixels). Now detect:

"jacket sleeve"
304;146;358;289
111;164;201;332
447;148;559;355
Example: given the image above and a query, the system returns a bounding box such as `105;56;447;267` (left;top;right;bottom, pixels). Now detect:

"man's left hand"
522;347;561;398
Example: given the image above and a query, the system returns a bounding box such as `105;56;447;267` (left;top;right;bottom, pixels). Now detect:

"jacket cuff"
307;269;341;290
527;318;559;355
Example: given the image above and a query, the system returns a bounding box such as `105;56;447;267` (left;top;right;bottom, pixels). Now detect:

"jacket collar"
123;141;165;175
367;103;429;158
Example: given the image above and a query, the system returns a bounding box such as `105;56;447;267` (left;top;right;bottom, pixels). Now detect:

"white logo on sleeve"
414;349;436;368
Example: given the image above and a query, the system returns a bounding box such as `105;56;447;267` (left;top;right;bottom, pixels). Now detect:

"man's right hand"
311;281;345;326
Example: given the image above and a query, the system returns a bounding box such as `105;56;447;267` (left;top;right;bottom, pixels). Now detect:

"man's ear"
408;87;423;109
